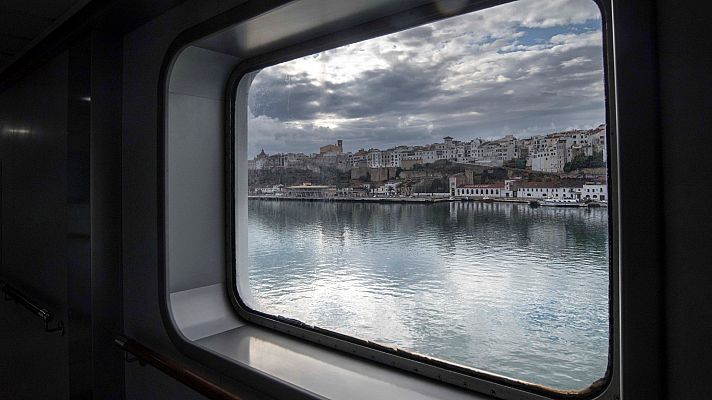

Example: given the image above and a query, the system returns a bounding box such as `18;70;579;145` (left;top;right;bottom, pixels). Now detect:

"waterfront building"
582;182;608;201
455;183;506;197
253;185;285;195
285;183;337;198
503;179;519;198
337;187;353;197
517;181;584;200
373;181;401;197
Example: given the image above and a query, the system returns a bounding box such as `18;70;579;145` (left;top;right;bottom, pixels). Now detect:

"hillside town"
248;125;608;204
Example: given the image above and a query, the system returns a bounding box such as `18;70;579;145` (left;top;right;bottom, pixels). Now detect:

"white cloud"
479;0;601;28
248;0;605;156
561;56;592;68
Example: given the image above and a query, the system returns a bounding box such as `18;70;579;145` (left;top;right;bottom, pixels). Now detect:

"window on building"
232;0;610;397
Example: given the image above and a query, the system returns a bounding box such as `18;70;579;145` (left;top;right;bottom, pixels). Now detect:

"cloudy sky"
247;0;604;157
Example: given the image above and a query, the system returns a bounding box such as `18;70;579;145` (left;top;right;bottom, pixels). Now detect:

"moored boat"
541;198;582;207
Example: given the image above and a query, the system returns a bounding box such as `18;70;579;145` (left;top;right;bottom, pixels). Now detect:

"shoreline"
249;195;531;205
248;195;607;207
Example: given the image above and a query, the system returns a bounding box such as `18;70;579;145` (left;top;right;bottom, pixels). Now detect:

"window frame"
223;1;620;399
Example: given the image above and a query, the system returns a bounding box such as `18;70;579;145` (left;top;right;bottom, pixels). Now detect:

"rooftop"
518;180;585;188
461;183;505;189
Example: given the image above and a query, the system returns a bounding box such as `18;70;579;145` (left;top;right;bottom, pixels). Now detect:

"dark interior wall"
66;37;94;400
90;30;126;400
657;1;712;399
0;52;71;399
612;1;666;398
0;28;126;400
121;0;254;398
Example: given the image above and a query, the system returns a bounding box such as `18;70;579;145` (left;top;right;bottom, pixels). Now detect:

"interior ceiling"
194;0;433;59
0;0;88;72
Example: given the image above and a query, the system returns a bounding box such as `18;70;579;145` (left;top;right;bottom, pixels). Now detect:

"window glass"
240;0;608;392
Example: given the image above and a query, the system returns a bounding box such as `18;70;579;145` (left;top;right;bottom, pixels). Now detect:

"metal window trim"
147;0;659;399
156;2;327;399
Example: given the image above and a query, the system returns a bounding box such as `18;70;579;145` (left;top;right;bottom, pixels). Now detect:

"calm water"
246;200;609;390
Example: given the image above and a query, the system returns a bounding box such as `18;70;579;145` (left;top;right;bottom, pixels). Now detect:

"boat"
584;199;609;208
541;198;582;207
481;197;495;203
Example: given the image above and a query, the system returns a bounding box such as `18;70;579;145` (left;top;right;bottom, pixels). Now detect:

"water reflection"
246;200;609;390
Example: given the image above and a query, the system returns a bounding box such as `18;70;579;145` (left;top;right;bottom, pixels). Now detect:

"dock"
248;195;456;203
248;195;606;207
249;195;542;205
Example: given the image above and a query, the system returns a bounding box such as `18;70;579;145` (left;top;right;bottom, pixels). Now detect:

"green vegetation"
563;151;604;172
412;178;449;193
503;158;527;169
249;166;350;188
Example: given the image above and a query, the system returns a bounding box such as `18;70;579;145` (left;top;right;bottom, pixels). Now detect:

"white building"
467;135;519;166
373;181;401;196
516;181;583;200
252;185;284;195
589;125;607;165
527;127;607;173
582;183;608;201
350;150;368;167
529;136;566;173
455;183;506;198
285;183;337;198
367;149;383;168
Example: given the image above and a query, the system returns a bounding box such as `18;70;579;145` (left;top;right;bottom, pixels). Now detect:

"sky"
247;0;605;158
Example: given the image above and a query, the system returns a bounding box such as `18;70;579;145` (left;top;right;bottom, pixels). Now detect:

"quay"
248;195;606;207
248;195;456;203
250;195;532;205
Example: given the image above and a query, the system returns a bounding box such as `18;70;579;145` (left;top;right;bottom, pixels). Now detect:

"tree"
563;151;604;172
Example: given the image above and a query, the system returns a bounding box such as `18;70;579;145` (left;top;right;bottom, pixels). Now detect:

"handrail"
0;279;64;335
115;335;242;400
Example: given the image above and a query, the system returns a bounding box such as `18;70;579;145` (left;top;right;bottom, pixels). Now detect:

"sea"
245;200;609;390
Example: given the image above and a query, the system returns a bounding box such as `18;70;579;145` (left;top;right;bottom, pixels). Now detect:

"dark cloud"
247;0;605;157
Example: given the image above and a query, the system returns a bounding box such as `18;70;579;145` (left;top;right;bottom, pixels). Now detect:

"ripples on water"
245;200;609;390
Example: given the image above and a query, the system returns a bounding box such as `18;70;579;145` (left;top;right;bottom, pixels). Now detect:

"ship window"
230;0;611;397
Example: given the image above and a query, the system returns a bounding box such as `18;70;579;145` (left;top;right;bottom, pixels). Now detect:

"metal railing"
115;335;242;400
0;279;64;335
